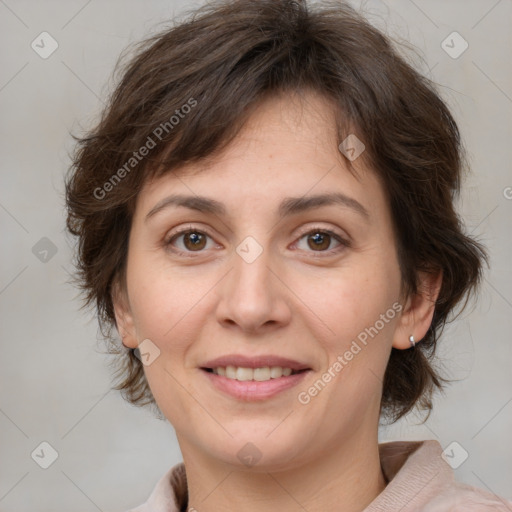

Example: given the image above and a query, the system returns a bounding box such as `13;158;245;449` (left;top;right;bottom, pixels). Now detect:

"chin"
201;430;308;472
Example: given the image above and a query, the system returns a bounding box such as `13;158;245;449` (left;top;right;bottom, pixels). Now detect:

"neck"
180;430;387;512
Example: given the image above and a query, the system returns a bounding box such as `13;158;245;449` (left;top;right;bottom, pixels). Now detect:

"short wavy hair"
65;0;488;423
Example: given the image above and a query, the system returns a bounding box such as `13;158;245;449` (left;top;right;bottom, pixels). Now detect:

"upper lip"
201;354;311;371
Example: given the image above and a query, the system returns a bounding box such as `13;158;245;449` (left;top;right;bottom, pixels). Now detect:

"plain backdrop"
0;0;511;510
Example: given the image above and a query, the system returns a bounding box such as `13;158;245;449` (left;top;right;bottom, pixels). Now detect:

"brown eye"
307;232;332;251
295;227;350;255
181;231;207;251
166;228;214;255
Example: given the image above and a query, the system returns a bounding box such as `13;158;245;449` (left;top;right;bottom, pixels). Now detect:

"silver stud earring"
409;335;415;348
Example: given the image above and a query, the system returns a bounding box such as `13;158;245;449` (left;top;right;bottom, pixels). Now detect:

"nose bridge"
233;233;275;303
231;209;275;286
216;232;290;331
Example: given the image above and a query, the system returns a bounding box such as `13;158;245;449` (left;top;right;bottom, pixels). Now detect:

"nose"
215;238;292;335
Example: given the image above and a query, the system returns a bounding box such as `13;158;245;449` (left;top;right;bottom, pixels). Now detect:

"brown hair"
65;0;488;422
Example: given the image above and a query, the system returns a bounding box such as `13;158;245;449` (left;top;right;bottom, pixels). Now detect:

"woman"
65;0;511;510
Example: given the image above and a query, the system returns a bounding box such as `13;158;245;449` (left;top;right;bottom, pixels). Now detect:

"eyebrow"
145;192;370;222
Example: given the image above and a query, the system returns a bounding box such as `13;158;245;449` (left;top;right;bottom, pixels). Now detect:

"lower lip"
201;369;311;401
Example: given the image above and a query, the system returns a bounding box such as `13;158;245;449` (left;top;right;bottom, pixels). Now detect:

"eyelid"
164;223;213;243
294;224;351;244
164;223;351;256
291;224;351;253
164;224;219;255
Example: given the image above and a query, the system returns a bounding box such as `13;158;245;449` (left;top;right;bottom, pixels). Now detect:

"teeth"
213;366;294;381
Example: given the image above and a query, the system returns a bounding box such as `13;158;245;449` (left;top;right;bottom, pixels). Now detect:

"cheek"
305;257;400;341
303;251;401;396
126;262;210;421
126;251;209;339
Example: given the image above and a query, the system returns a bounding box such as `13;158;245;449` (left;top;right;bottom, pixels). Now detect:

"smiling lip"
200;354;311;371
201;368;311;401
199;354;312;401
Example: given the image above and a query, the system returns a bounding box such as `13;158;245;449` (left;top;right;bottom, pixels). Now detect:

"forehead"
135;91;384;220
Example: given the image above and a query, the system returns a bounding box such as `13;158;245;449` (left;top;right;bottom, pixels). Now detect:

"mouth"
200;365;312;401
201;366;309;381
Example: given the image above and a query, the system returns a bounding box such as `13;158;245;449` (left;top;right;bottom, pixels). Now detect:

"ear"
112;280;138;349
392;269;443;350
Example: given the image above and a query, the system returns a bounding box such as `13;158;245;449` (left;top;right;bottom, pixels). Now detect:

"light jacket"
127;440;512;511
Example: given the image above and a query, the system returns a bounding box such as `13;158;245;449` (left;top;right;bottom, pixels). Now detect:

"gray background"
0;0;511;510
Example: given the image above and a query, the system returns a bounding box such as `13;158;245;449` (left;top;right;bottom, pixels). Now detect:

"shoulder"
123;462;186;512
419;482;512;512
368;440;512;512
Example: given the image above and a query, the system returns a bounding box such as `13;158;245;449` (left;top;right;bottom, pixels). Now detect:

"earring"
409;335;416;348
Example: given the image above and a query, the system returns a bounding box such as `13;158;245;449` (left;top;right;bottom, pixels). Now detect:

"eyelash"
164;224;351;258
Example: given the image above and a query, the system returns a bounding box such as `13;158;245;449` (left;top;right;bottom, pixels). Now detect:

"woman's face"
116;92;415;471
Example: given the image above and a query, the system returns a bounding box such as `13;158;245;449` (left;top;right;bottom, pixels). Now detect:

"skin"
114;91;442;512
